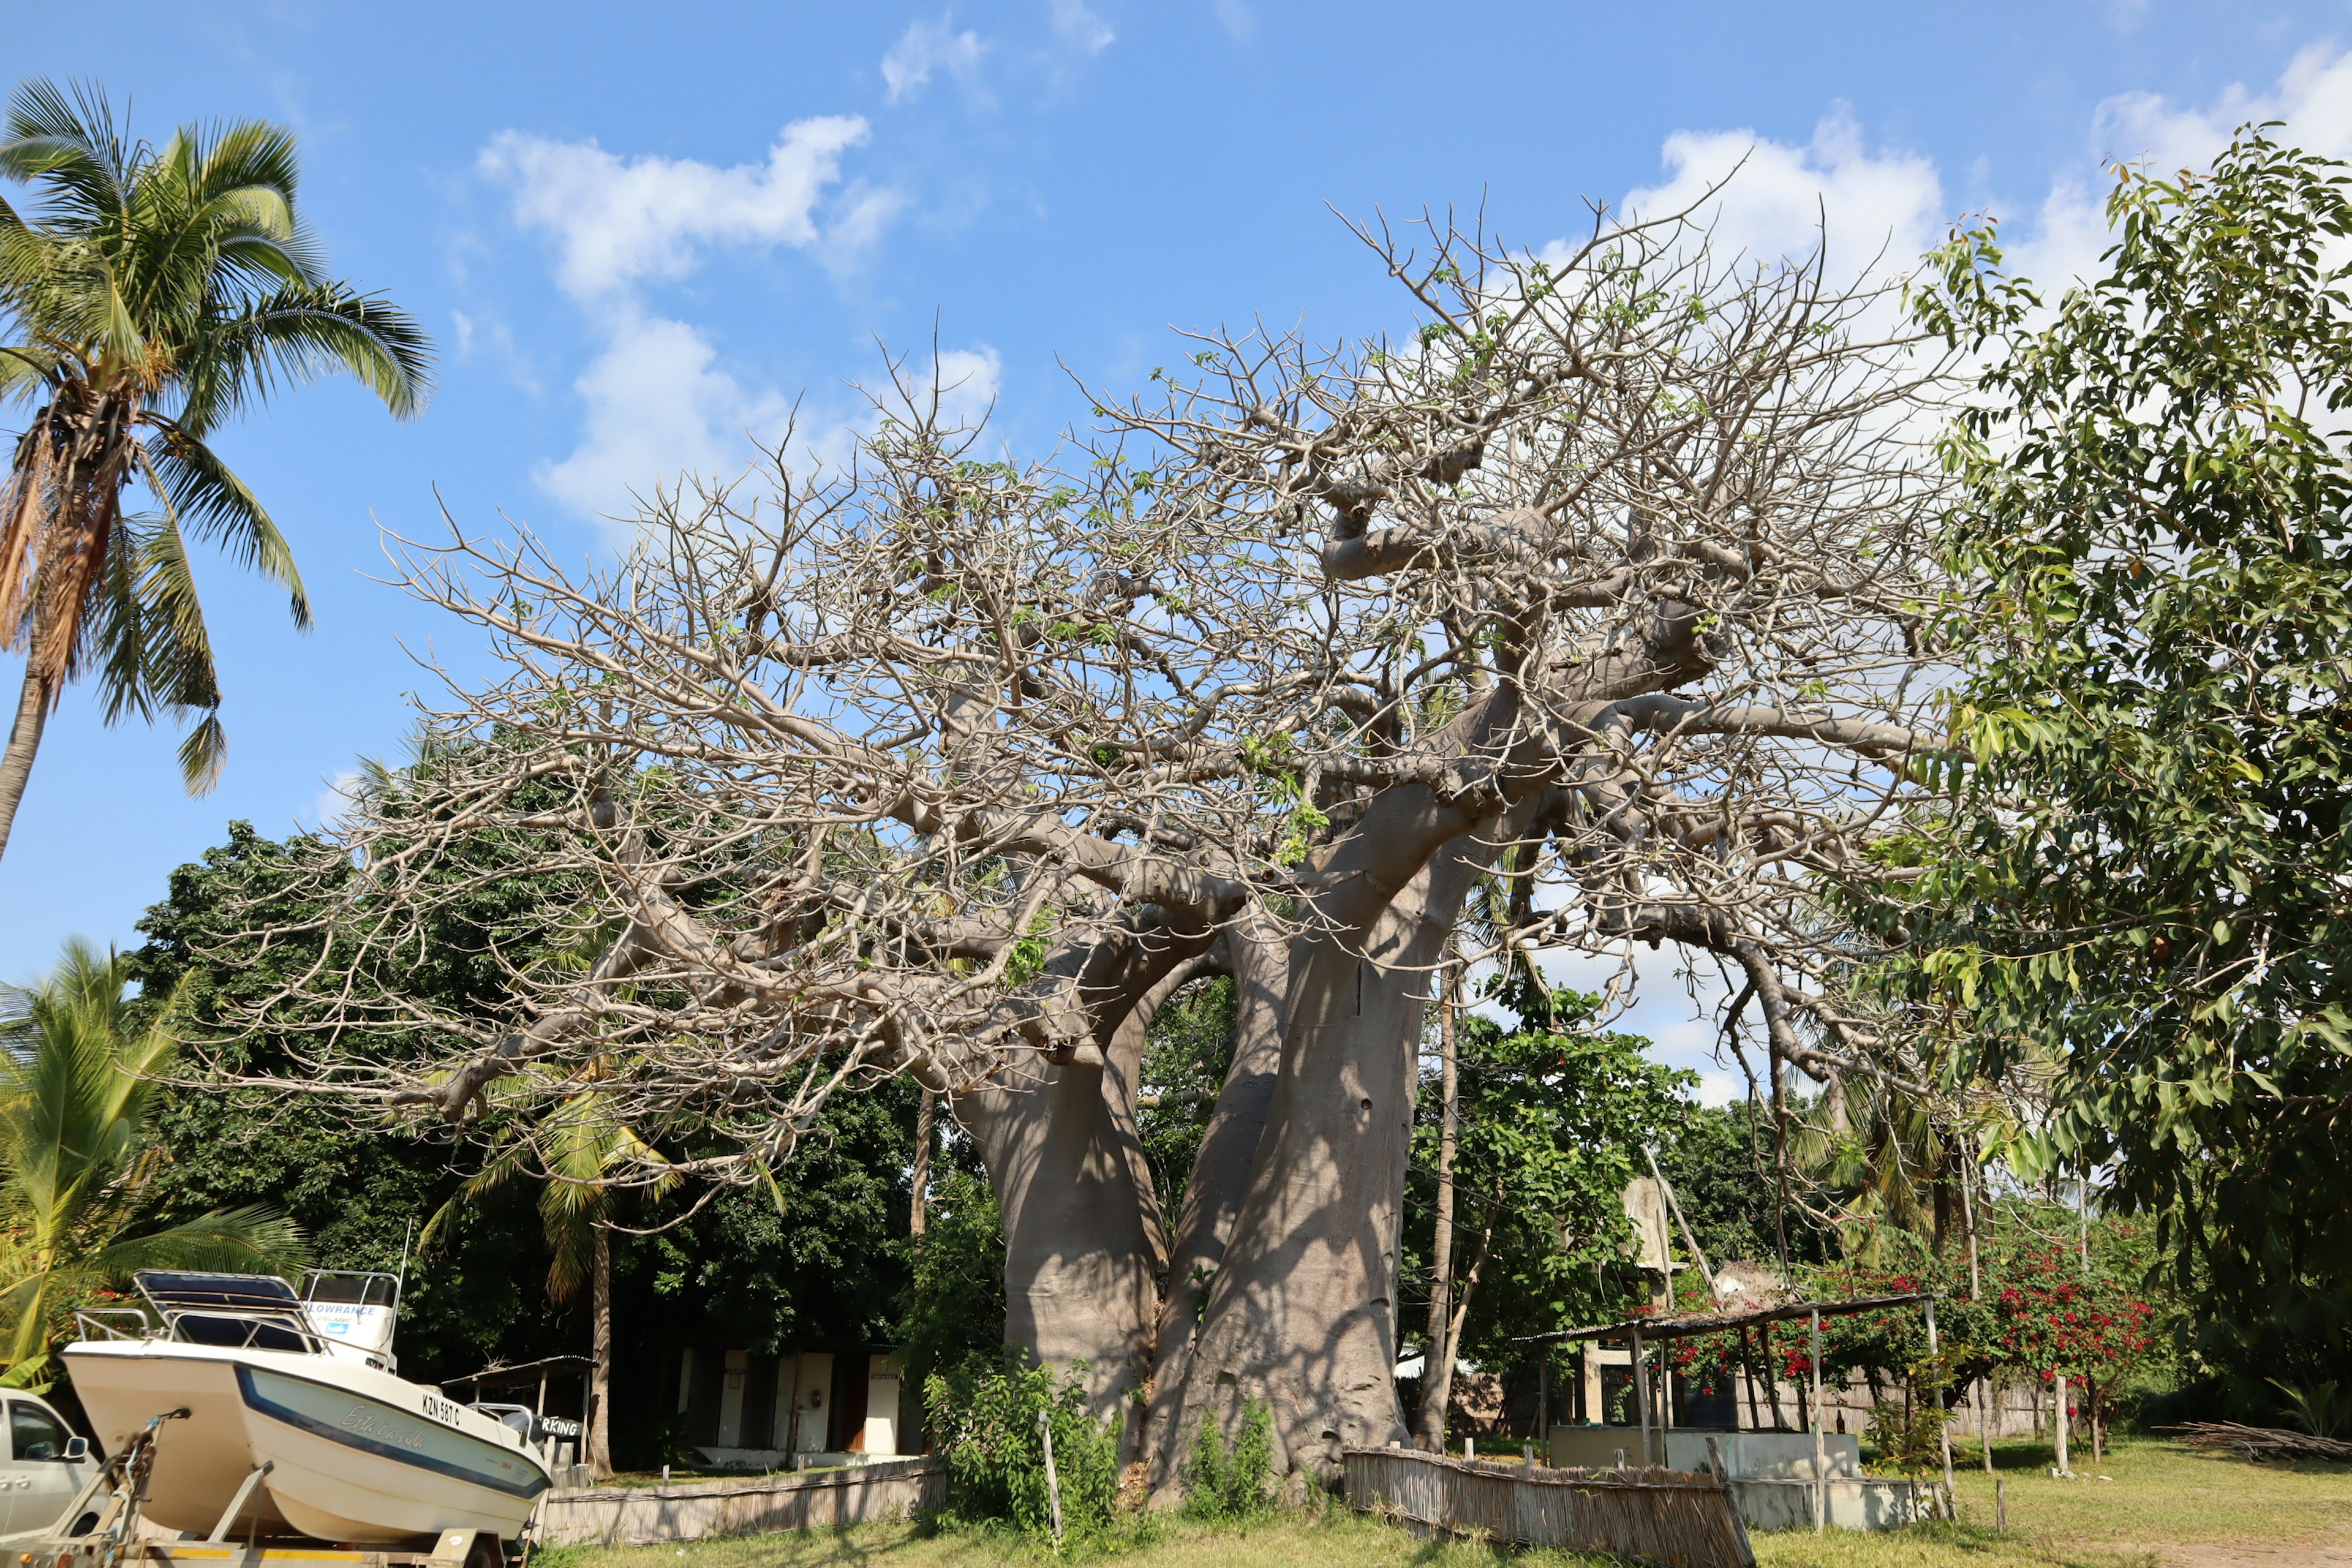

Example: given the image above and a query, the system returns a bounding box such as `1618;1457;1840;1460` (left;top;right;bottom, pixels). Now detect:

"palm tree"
0;939;307;1390
426;1091;672;1479
0;78;431;862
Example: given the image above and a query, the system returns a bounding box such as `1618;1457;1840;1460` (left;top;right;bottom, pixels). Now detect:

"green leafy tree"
1403;974;1694;1440
0;78;429;859
895;1169;1008;1401
129;820;570;1378
0;939;306;1389
425;1090;673;1479
1894;129;2352;1396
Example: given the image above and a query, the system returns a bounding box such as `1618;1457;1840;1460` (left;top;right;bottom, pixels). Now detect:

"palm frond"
179;282;432;430
86;1205;309;1283
0;79;129;224
0;345;59;404
137;422;306;622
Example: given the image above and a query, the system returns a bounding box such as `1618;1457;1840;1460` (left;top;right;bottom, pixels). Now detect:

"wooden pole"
1632;1329;1653;1467
1705;1434;1759;1568
1038;1409;1065;1549
1538;1355;1550;1458
2054;1373;2070;1477
1810;1308;1826;1536
1980;1373;1995;1474
1924;1298;1956;1518
910;1090;937;1237
1420;956;1463;1450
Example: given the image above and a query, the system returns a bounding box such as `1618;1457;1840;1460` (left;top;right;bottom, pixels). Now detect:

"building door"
862;1355;902;1456
791;1353;832;1453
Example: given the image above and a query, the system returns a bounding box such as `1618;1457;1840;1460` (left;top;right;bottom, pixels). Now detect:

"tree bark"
0;662;52;869
1414;956;1461;1451
588;1223;614;1480
1147;790;1549;1493
910;1090;937;1238
1135;916;1287;1477
959;1054;1166;1422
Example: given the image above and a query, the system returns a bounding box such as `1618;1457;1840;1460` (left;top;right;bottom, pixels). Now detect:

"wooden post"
1706;1433;1758;1568
1996;1475;2007;1532
2053;1373;2070;1477
1538;1354;1549;1455
1038;1409;1065;1548
1924;1298;1956;1515
1980;1374;1995;1475
1632;1329;1652;1467
1810;1308;1826;1536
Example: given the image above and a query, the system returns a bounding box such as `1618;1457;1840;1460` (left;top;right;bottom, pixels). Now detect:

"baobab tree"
228;195;1948;1489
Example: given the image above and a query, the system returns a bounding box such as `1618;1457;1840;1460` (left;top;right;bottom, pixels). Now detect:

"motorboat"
62;1270;555;1547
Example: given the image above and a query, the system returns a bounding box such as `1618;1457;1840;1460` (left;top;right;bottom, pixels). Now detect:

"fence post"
1705;1434;1758;1568
1924;1297;1957;1518
1632;1329;1652;1466
1037;1410;1064;1550
1810;1308;1826;1536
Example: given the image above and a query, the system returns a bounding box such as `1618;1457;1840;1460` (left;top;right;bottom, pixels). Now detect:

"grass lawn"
539;1437;2350;1568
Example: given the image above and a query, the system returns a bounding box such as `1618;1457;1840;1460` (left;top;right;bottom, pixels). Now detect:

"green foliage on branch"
0;940;308;1389
1891;127;2352;1391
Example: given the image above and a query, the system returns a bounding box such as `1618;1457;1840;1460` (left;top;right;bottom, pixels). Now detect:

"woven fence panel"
1344;1448;1755;1568
532;1458;946;1546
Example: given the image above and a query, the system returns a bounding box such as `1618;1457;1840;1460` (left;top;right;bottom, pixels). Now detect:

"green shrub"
1181;1397;1275;1520
925;1351;1122;1539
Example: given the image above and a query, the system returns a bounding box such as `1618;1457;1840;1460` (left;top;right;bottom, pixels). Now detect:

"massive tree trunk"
0;663;51;867
1134;914;1289;1474
956;915;1216;1423
959;1054;1166;1423
1145;789;1551;1494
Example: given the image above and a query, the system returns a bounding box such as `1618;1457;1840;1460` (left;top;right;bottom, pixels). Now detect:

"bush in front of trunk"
925;1351;1121;1538
1181;1397;1274;1520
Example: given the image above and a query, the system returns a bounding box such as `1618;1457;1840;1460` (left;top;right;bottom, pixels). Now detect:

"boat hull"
63;1343;549;1545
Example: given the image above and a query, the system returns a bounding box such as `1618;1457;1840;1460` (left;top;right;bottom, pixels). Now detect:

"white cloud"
882;16;986;103
304;769;363;832
480;117;882;297
481;116;919;533
2018;43;2352;295
1050;0;1114;53
1213;0;1255;42
1619;107;1945;286
1691;1071;1744;1109
537;306;788;531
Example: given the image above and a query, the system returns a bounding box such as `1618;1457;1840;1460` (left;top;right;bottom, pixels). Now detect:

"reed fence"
1344;1445;1755;1568
530;1458;946;1547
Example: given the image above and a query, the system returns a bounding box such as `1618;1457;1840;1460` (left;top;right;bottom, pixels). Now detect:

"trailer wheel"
466;1535;505;1568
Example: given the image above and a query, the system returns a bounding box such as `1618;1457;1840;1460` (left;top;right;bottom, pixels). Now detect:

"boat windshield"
301;1271;402;1365
129;1270;322;1355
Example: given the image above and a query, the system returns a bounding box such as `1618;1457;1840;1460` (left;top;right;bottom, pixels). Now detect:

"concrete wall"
529;1459;945;1547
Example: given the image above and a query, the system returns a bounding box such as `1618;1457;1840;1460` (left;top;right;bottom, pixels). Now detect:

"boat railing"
72;1307;154;1341
153;1305;333;1356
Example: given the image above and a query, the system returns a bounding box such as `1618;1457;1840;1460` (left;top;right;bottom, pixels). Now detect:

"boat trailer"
9;1415;511;1568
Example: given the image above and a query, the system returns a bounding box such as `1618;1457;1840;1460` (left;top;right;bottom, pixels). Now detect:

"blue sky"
7;0;2352;1089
